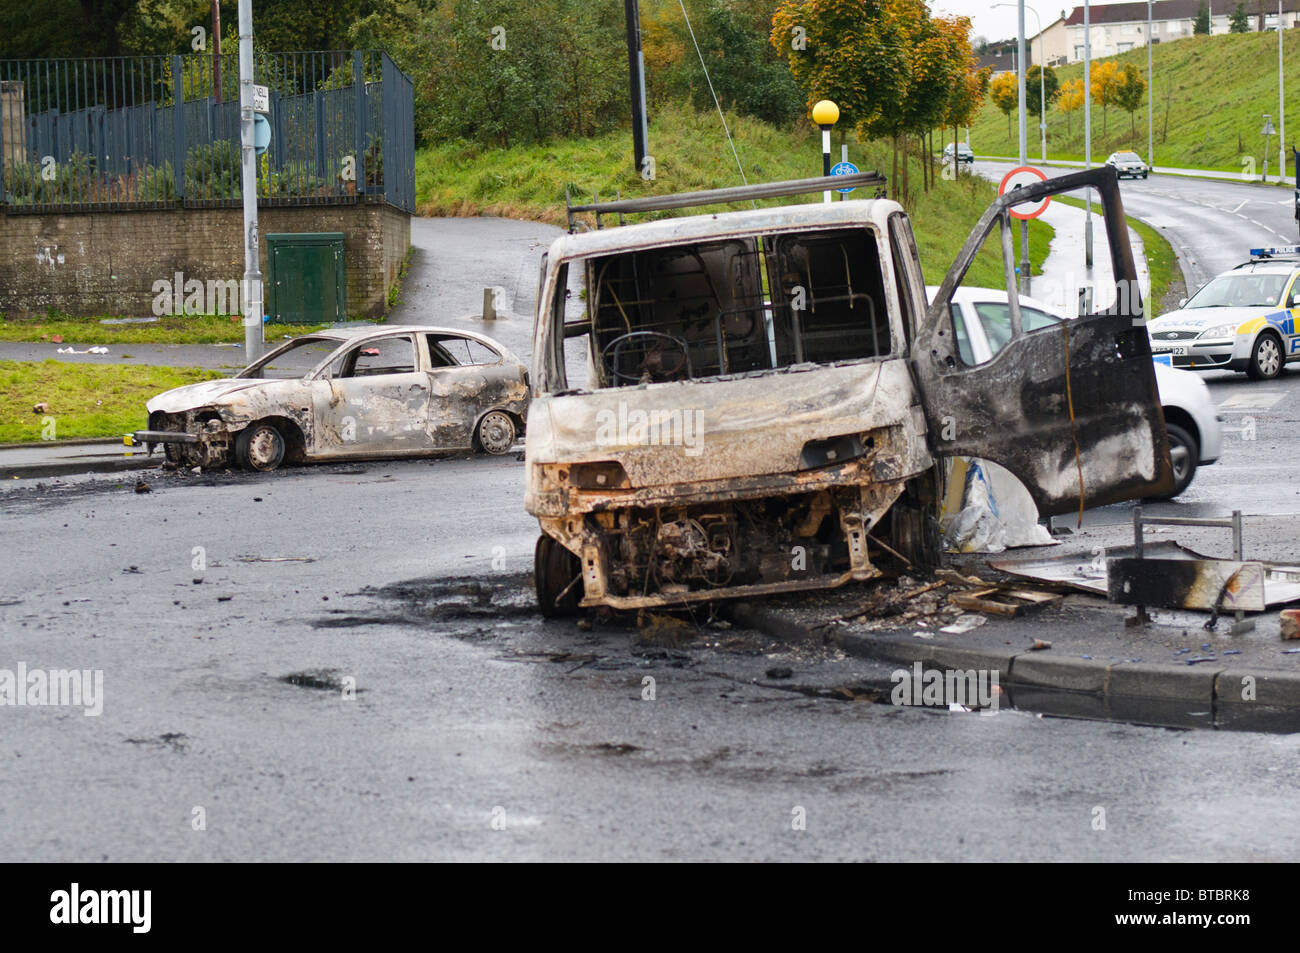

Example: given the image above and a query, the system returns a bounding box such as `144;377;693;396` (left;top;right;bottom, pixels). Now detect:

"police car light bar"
1250;245;1300;258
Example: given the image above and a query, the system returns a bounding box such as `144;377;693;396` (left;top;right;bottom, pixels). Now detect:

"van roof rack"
565;171;888;232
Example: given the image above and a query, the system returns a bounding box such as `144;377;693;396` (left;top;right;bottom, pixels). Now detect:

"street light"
1148;0;1153;170
1084;0;1093;271
995;3;1046;162
1279;0;1286;187
1262;114;1276;182
812;99;839;203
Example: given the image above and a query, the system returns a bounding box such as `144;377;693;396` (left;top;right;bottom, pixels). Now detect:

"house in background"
1034;0;1300;65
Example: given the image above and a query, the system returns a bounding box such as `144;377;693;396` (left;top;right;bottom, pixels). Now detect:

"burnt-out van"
525;170;1172;614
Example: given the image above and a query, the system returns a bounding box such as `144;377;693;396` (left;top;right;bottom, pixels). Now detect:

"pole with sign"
831;144;859;199
238;0;263;361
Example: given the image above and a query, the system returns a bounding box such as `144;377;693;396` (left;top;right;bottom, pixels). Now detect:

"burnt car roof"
547;198;904;263
304;324;502;343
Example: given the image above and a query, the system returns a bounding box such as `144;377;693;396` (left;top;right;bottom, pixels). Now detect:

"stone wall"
0;203;410;319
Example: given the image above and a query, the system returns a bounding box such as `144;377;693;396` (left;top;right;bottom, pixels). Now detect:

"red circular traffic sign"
998;166;1051;220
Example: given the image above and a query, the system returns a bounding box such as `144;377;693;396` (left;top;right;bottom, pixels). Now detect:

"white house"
1033;0;1300;65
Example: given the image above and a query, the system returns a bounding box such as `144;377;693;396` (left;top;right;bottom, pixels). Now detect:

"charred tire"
1246;332;1284;380
235;422;286;472
1149;422;1198;500
535;535;582;618
476;410;517;455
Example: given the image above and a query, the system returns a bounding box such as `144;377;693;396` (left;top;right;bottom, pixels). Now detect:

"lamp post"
995;3;1046;161
1279;0;1286;187
1148;0;1153;170
812;99;839;203
237;0;263;360
1263;114;1276;183
1084;0;1093;271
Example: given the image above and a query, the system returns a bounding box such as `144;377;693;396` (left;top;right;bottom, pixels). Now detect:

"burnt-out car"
526;170;1173;614
133;326;529;471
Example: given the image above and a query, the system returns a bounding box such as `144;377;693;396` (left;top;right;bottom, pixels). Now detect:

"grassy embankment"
971;31;1300;174
417;102;1054;287
0;361;222;443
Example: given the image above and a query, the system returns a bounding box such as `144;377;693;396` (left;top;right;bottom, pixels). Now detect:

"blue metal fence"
0;50;414;212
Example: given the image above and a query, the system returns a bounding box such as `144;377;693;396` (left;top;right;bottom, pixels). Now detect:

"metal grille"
1151;330;1200;341
0;51;413;213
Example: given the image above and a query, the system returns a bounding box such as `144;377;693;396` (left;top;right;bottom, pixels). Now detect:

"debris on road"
1030;638;1053;650
949;585;1061;617
133;479;151;493
992;542;1300;610
1282;609;1300;640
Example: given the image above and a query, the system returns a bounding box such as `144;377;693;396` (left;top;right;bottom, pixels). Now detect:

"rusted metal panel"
915;167;1174;515
1107;557;1268;612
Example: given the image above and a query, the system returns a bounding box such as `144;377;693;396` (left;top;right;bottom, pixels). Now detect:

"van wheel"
1246;332;1283;380
535;535;582;617
235;422;286;471
476;411;517;455
1148;422;1198;500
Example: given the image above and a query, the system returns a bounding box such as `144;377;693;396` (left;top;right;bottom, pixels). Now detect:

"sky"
932;0;1072;45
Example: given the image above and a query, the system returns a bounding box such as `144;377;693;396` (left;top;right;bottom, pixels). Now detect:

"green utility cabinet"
266;232;346;324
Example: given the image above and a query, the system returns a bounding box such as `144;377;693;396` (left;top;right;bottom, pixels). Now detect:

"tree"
989;72;1019;137
945;66;990;178
1114;62;1147;135
654;0;802;125
1229;3;1250;32
771;0;909;140
1090;60;1121;136
1025;65;1059;117
1056;77;1084;136
1194;2;1210;34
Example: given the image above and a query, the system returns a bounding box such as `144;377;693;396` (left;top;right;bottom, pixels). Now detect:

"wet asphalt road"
978;160;1300;290
4;456;1300;862
5;197;1300;861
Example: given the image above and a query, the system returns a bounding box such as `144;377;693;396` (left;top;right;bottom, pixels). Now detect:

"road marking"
1231;200;1249;213
1218;391;1286;410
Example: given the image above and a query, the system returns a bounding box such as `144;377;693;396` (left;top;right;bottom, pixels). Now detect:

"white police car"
1147;247;1300;380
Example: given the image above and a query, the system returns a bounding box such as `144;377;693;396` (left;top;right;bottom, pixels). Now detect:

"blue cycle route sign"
830;161;859;193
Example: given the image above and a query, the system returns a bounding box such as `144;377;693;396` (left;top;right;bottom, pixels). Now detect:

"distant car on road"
1147;247;1300;380
1105;151;1149;179
942;142;975;164
133;326;530;471
932;285;1222;498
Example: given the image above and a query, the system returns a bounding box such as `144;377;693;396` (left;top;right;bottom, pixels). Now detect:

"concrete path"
1024;199;1149;317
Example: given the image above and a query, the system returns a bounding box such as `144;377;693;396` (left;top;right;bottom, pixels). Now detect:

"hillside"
416;102;1052;288
971;31;1300;173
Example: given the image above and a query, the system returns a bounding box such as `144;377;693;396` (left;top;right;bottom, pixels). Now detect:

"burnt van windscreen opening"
584;227;890;387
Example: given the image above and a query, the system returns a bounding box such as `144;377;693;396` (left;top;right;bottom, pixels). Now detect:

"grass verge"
0;315;327;346
0;360;224;443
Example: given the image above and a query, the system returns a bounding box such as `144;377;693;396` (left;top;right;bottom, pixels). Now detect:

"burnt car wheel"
1148;422;1198;500
235;422;286;471
535;535;582;618
476;410;517;455
1246;332;1283;380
